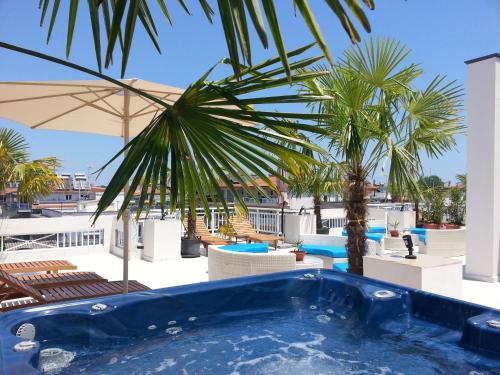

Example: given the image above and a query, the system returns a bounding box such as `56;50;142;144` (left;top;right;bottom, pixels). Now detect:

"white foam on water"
316;315;331;324
154;358;176;372
188;316;197;322
326;308;334;315
166;326;183;335
168;320;177;326
309;305;318;310
107;357;118;365
38;349;75;373
147;325;157;330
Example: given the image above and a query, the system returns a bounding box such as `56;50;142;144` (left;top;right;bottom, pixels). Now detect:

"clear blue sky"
0;1;498;185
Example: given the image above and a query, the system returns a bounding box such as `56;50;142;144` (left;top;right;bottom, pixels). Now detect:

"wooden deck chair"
228;216;283;249
0;260;77;274
182;217;233;250
0;272;107;300
0;270;149;312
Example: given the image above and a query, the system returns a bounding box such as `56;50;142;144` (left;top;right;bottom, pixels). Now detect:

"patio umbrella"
0;78;185;293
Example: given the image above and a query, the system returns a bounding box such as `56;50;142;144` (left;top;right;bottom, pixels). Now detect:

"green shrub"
447;188;465;225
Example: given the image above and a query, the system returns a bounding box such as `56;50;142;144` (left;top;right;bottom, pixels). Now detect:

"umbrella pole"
122;90;131;294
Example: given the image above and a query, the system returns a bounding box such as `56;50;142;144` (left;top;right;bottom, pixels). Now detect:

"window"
115;229;124;248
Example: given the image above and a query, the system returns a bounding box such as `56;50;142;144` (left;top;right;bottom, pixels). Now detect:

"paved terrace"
63;252;500;310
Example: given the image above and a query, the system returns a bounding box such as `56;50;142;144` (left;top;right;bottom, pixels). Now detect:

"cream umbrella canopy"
0;78;185;293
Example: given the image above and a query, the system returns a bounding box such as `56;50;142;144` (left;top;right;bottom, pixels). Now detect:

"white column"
465;53;500;283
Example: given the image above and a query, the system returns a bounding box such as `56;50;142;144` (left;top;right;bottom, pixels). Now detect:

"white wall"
465;54;500;282
0;214;113;262
367;208;416;230
110;216;141;260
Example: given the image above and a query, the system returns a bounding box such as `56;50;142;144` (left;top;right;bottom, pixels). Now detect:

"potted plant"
181;207;201;258
445;187;465;229
290;239;306;261
389;221;400;237
423;188;446;229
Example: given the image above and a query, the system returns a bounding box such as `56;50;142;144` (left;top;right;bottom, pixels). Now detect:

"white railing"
368;203;414;211
0;229;104;252
138;206;294;236
321;217;347;229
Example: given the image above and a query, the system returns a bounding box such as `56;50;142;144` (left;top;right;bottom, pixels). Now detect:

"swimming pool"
0;269;499;374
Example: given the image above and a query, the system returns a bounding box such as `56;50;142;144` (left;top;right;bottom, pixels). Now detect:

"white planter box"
284;214;316;243
364;252;463;298
142;219;182;262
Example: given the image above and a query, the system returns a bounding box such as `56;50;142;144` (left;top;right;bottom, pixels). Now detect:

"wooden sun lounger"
182;217;233;250
0;272;107;301
229;216;283;249
0;270;149;312
0;260;77;274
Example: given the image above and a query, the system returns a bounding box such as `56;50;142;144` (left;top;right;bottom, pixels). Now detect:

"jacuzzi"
0;269;499;374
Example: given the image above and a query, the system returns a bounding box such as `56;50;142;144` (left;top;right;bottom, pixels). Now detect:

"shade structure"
0;78;184;137
0;78;186;293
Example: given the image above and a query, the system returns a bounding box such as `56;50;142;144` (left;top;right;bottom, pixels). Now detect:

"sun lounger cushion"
366;233;384;243
341;231;384;244
332;262;348;272
367;226;387;234
300;244;347;258
410;228;426;245
220;244;269;253
410;228;426;235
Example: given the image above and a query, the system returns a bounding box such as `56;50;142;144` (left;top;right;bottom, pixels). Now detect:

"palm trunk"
313;195;322;231
344;163;367;275
414;198;420;224
186;206;197;240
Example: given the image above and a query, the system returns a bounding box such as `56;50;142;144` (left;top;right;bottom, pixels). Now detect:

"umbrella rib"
31;91;119;129
69;95;124;118
82;86;123;117
0;88;116;104
131;108;163;119
129;93;174;118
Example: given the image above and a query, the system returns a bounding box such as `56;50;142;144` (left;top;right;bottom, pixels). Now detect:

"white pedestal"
363;252;463;298
294;255;323;270
383;234;419;251
142;219;182;262
284;214;316;243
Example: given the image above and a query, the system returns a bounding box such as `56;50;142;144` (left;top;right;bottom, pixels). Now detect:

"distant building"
219;176;285;206
31;173;95;212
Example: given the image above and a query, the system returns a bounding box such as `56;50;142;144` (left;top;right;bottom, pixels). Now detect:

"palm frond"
36;0;375;78
94;49;332;222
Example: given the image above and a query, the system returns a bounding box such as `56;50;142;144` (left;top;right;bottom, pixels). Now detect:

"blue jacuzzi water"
0;270;499;374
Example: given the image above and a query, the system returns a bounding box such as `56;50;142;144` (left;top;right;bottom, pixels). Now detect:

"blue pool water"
0;270;499;374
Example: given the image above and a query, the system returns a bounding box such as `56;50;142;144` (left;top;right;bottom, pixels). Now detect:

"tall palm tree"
301;38;463;274
0;129;62;208
35;0;375;79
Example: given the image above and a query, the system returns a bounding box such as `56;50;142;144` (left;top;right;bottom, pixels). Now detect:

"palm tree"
301;38;463;274
287;161;343;233
0;129;62;211
35;0;375;79
93;46;337;221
